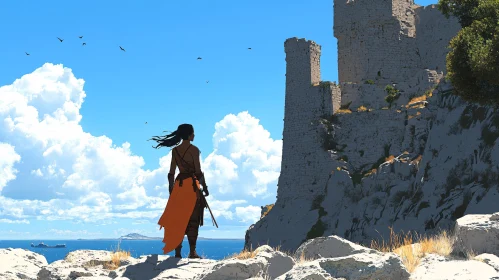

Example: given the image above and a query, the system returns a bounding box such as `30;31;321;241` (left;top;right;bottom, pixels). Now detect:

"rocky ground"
245;80;499;254
1;213;498;280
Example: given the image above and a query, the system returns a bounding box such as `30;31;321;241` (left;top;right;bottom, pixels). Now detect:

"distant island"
76;233;243;241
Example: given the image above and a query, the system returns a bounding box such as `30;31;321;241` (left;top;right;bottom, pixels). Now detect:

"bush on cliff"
438;0;499;105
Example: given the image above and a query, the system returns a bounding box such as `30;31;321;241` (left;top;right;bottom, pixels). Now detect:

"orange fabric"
158;177;200;254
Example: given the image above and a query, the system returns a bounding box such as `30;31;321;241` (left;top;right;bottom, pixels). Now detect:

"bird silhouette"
79;36;83;39
206;80;209;83
197;57;202;60
82;42;86;46
119;46;125;52
248;47;252;50
145;122;148;124
57;37;63;42
25;52;30;56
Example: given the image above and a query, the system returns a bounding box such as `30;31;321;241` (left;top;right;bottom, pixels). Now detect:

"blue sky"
0;0;437;240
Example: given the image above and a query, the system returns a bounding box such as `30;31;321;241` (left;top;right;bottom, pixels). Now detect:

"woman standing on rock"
150;124;209;259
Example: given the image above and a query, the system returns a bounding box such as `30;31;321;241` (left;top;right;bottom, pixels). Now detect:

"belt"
176;172;199;193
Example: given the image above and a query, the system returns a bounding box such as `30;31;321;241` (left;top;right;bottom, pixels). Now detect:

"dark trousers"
175;197;201;253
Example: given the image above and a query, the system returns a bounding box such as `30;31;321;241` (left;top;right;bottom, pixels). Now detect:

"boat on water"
31;242;66;248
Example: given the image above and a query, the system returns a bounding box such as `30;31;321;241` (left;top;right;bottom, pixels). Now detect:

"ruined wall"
333;0;419;85
334;0;461;111
414;5;461;73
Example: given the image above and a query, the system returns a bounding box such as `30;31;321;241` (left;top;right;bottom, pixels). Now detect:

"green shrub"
438;0;499;105
384;85;401;107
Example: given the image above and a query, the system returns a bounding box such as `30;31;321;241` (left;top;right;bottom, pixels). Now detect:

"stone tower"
278;38;340;201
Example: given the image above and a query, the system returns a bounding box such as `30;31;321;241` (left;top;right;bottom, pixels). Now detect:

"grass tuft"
370;227;454;273
336;109;352;114
357;106;368;112
83;241;131;270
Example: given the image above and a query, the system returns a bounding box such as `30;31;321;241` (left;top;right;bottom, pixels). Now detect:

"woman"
151;124;209;259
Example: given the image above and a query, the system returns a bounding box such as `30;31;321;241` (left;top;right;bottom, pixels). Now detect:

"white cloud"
0;63;282;236
235;205;261;223
204;111;282;196
0;143;21;192
47;229;101;237
0;218;29;224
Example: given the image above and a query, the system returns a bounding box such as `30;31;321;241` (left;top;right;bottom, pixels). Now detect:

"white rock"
197;257;267;280
120;256;214;280
195;245;294;280
253;245;295;279
491;212;499;221
317;252;410;280
275;261;337;280
279;251;409;280
293;235;378;261
411;254;499;280
475;254;499;272
77;277;114;280
454;214;499;256
0;248;48;280
37;250;139;280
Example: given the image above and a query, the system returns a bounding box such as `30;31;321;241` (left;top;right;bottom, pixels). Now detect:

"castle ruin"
284;0;461;117
247;0;463;253
278;0;460;202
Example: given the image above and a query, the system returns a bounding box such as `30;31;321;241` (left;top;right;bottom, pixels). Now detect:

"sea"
0;239;245;264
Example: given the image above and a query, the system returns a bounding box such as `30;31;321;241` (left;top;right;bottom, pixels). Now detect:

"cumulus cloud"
0;63;282;236
0;143;21;192
235;205;261;223
204;112;282;196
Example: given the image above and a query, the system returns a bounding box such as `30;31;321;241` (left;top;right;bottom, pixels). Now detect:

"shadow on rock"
122;255;185;280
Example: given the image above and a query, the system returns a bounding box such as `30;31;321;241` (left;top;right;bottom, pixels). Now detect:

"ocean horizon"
0;239;246;264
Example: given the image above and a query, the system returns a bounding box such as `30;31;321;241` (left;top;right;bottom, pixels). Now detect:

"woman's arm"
168;150;177;194
169;151;177;174
193;147;209;196
192;147;202;174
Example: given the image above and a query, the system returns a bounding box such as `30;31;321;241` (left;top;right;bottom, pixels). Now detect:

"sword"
199;189;218;228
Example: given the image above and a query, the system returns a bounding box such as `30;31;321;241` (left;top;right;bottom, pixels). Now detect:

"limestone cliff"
244;0;499;254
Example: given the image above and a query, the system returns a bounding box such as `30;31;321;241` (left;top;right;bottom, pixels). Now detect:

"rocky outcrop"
3;216;499;279
246;79;499;254
245;0;496;258
453;213;499;256
0;248;48;280
410;254;499;280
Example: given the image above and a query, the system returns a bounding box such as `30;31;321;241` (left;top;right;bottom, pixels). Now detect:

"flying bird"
145;122;148;124
82;42;86;46
119;46;125;52
206;80;209;83
79;36;83;39
248;47;252;50
197;57;202;60
25;52;30;56
57;37;63;42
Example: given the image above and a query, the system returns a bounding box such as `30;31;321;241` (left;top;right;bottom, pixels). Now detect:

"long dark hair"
150;124;194;149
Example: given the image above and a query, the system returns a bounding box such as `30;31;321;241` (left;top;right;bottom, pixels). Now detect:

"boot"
174;243;182;258
188;235;201;259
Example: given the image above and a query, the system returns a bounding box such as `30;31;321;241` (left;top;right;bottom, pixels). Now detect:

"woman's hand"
203;186;209;196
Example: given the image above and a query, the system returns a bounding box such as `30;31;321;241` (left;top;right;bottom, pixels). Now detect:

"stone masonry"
278;38;338;202
334;0;461;111
244;0;482;254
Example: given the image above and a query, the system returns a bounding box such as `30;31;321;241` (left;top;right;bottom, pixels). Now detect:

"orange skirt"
157;177;200;254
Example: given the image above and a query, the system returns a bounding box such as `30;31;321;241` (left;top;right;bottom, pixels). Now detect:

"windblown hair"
150;124;194;149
